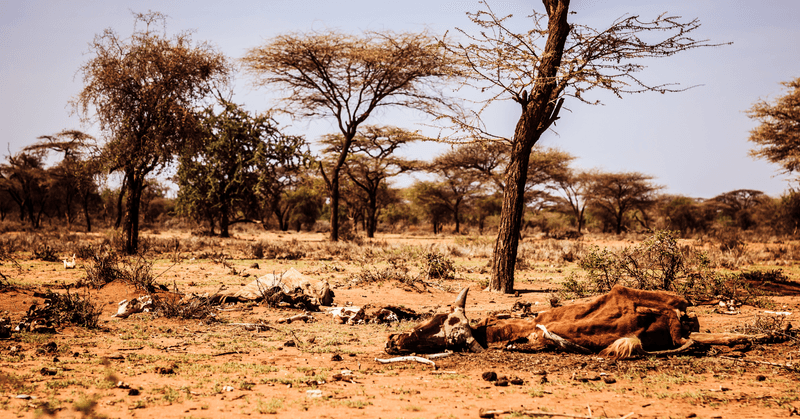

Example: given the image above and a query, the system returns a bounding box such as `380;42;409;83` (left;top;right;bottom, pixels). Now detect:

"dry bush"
424;251;455;280
731;313;797;344
564;230;773;307
29;289;102;329
83;249;122;288
155;295;217;322
119;257;158;292
33;244;59;262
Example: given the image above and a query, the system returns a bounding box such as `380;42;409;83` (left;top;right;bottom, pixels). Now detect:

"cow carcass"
386;285;700;359
213;268;334;308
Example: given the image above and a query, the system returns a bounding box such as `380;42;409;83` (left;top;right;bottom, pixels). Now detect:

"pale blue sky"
1;0;798;198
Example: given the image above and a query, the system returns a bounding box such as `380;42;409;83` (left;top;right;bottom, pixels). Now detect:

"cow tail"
599;336;645;361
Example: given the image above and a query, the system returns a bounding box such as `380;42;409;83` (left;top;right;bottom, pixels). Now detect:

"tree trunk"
490;141;533;293
115;178;127;230
82;193;92;232
366;193;378;238
124;173;143;255
489;0;571;293
220;200;230;238
329;172;340;241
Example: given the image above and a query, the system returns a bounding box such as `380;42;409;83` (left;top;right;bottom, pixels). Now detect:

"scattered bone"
374;356;436;368
764;311;792;316
62;254;76;269
326;306;364;325
112;295;154;319
278;313;315;324
425;351;453;359
216;268;334;307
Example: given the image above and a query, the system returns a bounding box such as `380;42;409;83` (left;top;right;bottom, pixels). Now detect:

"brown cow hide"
386;285;699;356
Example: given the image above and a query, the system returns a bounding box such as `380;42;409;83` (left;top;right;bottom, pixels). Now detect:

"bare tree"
72;12;229;253
552;168;592;234
445;1;723;293
242;30;460;241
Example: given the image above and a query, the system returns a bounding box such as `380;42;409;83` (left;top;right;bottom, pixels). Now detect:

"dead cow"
386;285;699;359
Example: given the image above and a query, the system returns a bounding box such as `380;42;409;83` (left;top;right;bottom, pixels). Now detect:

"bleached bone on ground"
326;306;364;324
112;295;154;319
63;254;76;269
374;356;436;368
218;268;334;306
278;313;315;324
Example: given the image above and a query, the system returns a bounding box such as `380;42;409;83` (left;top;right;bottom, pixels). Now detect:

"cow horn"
454;287;469;309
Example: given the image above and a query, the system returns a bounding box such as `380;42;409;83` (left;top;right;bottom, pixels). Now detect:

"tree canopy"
72;11;229;253
242;29;461;241
748;78;800;175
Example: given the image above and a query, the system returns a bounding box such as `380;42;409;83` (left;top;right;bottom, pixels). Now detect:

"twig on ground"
425;351;453;359
478;409;635;419
719;356;797;371
228;322;274;332
375;356;436;368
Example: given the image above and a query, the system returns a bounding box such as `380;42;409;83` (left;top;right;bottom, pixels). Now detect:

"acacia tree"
28;130;100;232
712;189;768;231
242;30;460;241
552;168;592;234
587;172;661;234
748;77;800;174
446;1;721;292
0;151;50;228
72;12;229;253
322;126;422;238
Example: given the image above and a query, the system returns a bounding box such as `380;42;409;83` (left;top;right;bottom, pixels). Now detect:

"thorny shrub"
40;289;102;328
119;257;158;292
83;249;122;288
563;230;770;306
424;251;455;280
33;244;59;262
731;312;797;344
155;294;217;322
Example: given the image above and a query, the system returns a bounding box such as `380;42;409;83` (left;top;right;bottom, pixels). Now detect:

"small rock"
509;378;524;385
539;375;548;384
39;367;57;376
756;375;766;382
223;385;235;392
686;414;697;418
284;340;296;347
331;354;342;361
306;389;323;398
249;263;259;269
128;388;140;396
482;371;498;382
15;395;34;400
602;377;617;384
494;379;509;387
